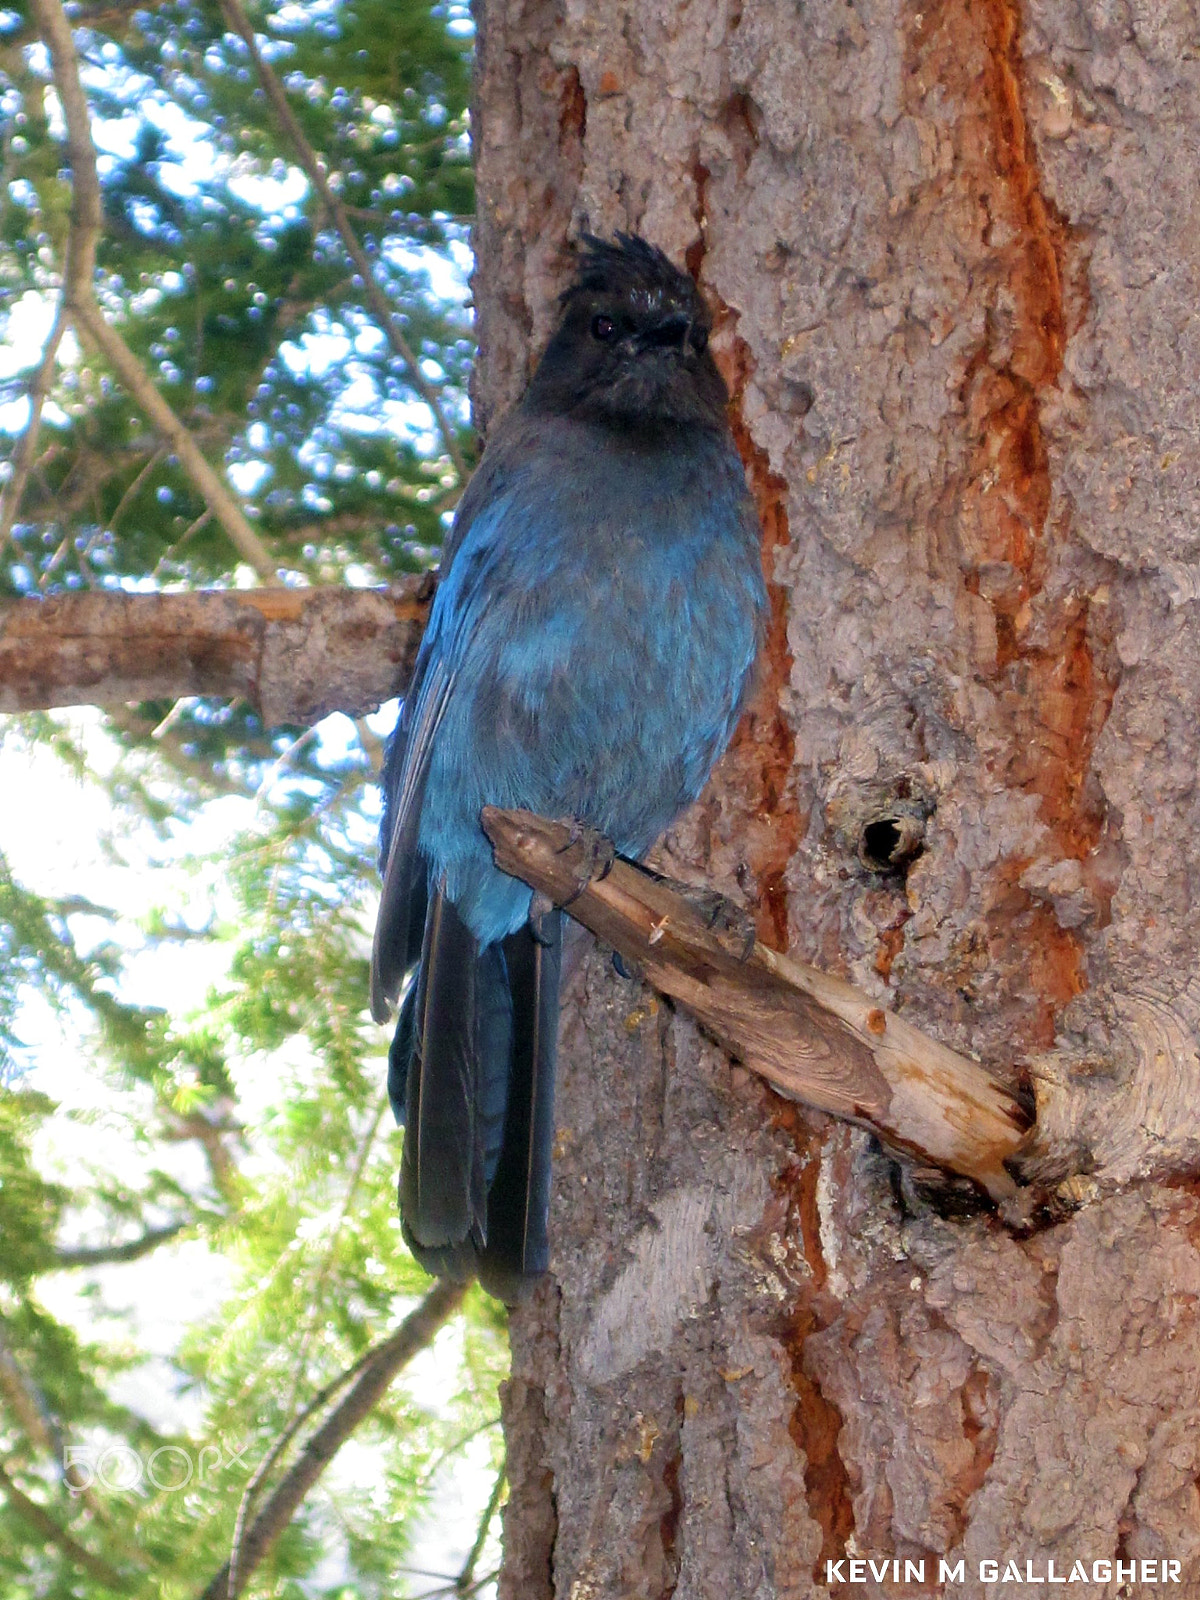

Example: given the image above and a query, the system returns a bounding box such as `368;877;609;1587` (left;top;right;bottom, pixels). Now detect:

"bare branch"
71;305;280;579
224;1358;364;1600
198;1279;467;1600
227;1182;393;1600
0;579;433;725
216;0;469;485
0;0;97;557
0;1459;128;1590
0;308;68;553
482;808;1034;1204
51;1220;188;1268
28;0;279;582
27;1;101;300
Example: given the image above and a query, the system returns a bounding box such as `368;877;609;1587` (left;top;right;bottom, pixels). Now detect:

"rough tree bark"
470;2;1200;1597
0;581;431;724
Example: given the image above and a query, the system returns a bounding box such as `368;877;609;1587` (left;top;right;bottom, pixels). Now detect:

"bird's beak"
638;312;691;351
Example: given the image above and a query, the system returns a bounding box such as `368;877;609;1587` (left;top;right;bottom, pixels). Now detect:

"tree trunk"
471;1;1200;1596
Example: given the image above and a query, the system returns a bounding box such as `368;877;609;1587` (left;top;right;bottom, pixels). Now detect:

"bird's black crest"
563;232;702;317
525;230;724;428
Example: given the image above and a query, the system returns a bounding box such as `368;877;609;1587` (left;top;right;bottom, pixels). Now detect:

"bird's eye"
692;325;709;354
591;314;616;342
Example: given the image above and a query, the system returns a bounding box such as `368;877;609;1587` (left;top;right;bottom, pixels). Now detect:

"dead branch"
198;1278;467;1600
216;0;469;485
28;0;278;582
0;579;432;725
482;808;1033;1203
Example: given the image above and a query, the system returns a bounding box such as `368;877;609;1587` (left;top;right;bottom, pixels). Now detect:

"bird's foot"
675;883;757;964
554;818;616;906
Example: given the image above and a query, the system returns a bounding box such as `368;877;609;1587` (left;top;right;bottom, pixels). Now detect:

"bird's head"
524;233;729;432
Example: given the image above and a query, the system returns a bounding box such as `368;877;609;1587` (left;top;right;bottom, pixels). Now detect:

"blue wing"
369;431;524;1021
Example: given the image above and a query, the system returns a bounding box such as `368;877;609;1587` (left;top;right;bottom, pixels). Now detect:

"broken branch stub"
481;807;1032;1203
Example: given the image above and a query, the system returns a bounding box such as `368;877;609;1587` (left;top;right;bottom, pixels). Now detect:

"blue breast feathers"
410;411;765;945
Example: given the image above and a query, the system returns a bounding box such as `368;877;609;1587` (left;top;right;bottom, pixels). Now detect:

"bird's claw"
555;818;616;905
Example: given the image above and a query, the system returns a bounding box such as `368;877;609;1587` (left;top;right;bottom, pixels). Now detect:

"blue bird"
371;234;766;1300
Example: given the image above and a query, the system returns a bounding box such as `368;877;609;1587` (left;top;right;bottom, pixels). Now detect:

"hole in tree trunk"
859;812;925;874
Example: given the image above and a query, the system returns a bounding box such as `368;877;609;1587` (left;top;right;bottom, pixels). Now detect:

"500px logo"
63;1439;253;1494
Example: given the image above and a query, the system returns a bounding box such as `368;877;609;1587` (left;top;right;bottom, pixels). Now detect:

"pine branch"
0;1459;127;1590
216;0;470;485
198;1278;468;1600
28;0;279;582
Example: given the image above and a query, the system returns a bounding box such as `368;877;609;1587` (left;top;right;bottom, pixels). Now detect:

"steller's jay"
370;234;766;1301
